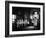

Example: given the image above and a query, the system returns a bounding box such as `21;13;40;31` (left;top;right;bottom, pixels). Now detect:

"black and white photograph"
5;1;45;37
12;7;40;31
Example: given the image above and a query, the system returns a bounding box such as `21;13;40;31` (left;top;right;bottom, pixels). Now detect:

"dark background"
12;7;40;31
